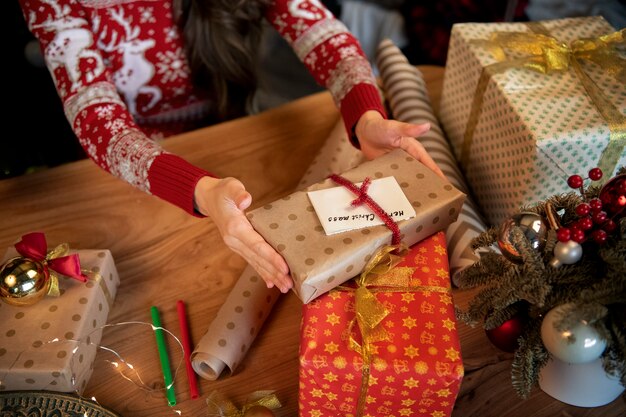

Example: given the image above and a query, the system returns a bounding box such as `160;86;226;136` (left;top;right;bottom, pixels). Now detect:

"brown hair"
177;0;271;120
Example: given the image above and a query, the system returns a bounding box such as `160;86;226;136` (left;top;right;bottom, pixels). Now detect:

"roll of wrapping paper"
376;39;490;284
191;116;360;380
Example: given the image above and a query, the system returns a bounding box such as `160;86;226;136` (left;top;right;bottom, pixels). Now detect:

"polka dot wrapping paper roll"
190;266;282;381
438;16;626;226
248;149;466;304
0;249;119;394
375;39;490;284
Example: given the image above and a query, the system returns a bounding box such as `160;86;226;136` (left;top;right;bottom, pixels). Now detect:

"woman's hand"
194;176;293;293
355;110;445;179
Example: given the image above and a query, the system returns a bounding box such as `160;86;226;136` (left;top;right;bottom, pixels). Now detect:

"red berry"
617;179;626;194
589;198;603;212
567;175;584;189
556;228;571;242
578;217;594;230
571;228;586;243
575;203;591;216
588;168;603;181
592;211;608;224
603;219;617;233
591;229;608;244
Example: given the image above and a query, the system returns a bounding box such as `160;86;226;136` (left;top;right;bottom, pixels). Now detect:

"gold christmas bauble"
243;405;276;417
0;257;51;306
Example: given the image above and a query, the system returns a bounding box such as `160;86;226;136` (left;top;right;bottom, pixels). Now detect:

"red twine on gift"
329;174;401;246
15;232;88;282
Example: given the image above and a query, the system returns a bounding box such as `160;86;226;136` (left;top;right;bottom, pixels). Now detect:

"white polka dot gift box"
247;149;466;304
0;249;119;394
439;16;626;226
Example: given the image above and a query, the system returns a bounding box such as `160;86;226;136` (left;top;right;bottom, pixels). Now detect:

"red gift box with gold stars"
298;232;463;417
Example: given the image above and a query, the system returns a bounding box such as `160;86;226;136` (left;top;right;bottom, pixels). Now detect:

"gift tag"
307;176;415;235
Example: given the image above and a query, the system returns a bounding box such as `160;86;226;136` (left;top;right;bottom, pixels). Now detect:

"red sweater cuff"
148;153;214;216
339;83;387;149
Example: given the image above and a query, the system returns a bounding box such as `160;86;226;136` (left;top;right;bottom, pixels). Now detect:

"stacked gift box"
298;232;463;417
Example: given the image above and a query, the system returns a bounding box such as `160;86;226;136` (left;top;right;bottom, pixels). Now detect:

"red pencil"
176;300;199;399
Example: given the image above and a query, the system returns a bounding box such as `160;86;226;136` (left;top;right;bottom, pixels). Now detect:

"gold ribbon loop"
45;244;70;297
206;390;282;417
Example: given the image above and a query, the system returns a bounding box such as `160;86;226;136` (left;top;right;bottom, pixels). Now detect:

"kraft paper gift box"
299;232;464;417
247;149;466;303
0;249;119;394
439;16;626;226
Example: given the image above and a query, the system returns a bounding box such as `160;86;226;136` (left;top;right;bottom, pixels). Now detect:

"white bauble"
541;304;606;364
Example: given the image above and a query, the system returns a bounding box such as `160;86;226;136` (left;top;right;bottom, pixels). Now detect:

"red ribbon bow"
14;232;88;282
329;174;401;246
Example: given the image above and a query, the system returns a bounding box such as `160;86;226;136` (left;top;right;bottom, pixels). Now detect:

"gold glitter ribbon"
460;24;625;180
205;390;282;416
338;244;451;416
44;243;71;297
84;270;114;309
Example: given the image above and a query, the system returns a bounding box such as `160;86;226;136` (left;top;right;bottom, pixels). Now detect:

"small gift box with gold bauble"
0;233;119;393
299;232;464;416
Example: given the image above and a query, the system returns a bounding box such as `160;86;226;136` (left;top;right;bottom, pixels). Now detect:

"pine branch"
511;318;548;398
484;302;527;329
470;226;499;250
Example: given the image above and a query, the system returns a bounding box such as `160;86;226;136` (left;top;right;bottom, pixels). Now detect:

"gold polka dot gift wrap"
0;249;119;394
376;39;490;284
439;17;626;226
248;149;466;304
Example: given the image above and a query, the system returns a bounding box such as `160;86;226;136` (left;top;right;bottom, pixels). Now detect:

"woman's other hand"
194;176;292;293
355;110;445;179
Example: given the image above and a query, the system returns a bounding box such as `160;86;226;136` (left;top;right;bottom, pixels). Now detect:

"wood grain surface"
0;67;623;417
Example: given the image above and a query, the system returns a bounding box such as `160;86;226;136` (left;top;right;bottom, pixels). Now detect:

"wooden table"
1;67;623;417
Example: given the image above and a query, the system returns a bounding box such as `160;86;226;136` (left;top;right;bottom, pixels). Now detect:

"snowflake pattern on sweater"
20;0;383;213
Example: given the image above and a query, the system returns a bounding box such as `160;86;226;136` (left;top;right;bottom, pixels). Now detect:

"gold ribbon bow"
206;390;282;417
345;244;406;416
461;24;625;180
333;244;452;416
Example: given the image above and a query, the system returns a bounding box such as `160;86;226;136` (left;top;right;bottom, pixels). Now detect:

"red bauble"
485;314;526;353
598;174;626;219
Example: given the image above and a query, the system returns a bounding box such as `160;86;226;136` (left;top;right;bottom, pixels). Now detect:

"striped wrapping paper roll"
376;38;489;283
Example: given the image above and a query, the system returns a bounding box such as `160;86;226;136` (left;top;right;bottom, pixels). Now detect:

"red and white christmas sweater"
20;0;385;214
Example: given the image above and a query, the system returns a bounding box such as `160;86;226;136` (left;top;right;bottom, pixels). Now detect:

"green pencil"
150;306;176;406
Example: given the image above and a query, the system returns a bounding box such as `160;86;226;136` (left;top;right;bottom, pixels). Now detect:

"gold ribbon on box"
460;23;625;181
338;244;451;417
